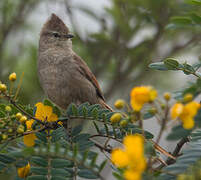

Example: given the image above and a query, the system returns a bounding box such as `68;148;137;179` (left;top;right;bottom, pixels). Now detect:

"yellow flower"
111;149;129;168
171;102;200;129
111;134;146;180
17;162;30;178
130;86;157;111
171;103;184;119
23;119;36;147
35;102;58;122
124;135;144;158
23;103;60;147
9;72;17;81
124;169;141;180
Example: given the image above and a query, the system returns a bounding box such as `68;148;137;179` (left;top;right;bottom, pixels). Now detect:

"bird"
37;13;112;111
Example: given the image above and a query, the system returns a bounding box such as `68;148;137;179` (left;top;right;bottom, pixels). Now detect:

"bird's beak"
65;34;74;39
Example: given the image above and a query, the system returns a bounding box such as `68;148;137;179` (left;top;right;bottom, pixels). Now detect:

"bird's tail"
99;99;114;112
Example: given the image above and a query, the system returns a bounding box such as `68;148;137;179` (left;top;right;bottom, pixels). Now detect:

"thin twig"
14;72;24;101
156;137;190;170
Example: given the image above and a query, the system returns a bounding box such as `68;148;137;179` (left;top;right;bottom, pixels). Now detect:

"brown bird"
37;13;112;111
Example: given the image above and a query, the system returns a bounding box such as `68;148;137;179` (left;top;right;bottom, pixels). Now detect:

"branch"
156;137;190;170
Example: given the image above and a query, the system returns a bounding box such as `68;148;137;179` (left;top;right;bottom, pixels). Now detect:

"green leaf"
31;156;48;167
78;141;94;151
148;62;168;71
72;125;83;136
0;110;6;118
72;104;78;116
43;99;53;107
51;176;68;180
182;63;196;75
195;109;201;127
51;168;71;177
31;167;48;175
88;104;102;116
51;158;73;168
167;125;192;140
98;160;107;172
91;108;98;119
0;162;7;171
27;175;47;180
164;58;179;70
171;16;192;25
188;0;201;5
51;127;66;142
143;112;154;120
78;102;90;116
93;122;100;134
0;153;16;164
90;154;98;167
16;160;29;168
73;133;91;143
190;13;201;24
35;132;47;143
53;106;61;117
78;169;98;179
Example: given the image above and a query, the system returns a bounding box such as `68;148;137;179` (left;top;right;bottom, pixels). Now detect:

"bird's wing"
73;54;105;101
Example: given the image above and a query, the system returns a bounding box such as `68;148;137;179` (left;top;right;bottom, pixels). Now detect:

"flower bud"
16;112;23;120
20;116;27;123
120;120;128;127
183;93;193;103
2;134;8;140
163;92;171;101
9;72;17;81
8;128;13;133
148;108;157;115
0;84;7;92
5;106;12;112
114;99;125;109
17;125;25;134
160;103;166;110
17;163;30;178
110;113;122;123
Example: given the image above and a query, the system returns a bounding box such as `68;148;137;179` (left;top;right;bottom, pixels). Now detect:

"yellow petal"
124;134;144;158
130;100;143;112
43;105;53;120
35;103;45;120
23;133;37;147
150;89;158;101
129;157;146;172
130;86;156;111
171;103;184;119
182;117;194;130
184;102;201;117
26;119;34;130
111;149;129;168
124;169;141;180
17;163;30;178
48;113;58;122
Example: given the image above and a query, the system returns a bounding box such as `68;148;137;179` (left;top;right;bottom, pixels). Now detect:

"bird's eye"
52;32;61;38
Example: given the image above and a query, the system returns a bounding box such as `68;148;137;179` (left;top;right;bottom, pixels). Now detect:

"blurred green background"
0;0;201;105
0;0;201;179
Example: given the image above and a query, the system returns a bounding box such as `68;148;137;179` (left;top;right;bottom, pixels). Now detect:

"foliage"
0;0;201;180
1;0;201;104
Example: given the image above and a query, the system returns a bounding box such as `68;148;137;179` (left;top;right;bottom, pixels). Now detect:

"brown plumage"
37;13;112;111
